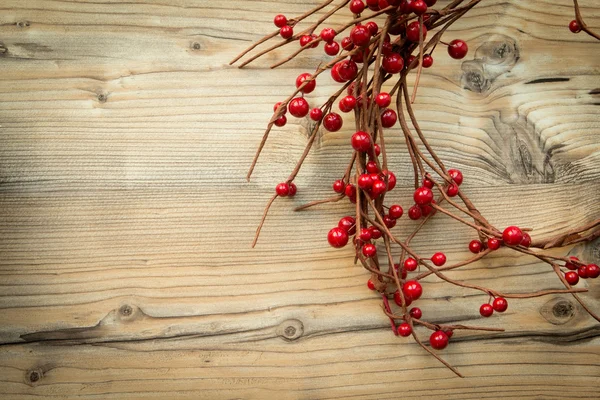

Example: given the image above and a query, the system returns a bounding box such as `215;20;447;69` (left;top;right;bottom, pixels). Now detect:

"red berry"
587;264;600;279
367;279;376;290
274;115;287;127
406;21;427;42
382;170;396;190
420;202;435;217
380;109;397;128
359;228;372;242
357;173;374;190
565;271;579;285
429;330;449;350
366;160;379;174
274;14;288;28
492;297;508;312
403;280;423;300
323;112;343;131
341;36;354;51
280;25;294;39
431;252;446;266
413;187;433;205
365;21;378;36
502;226;523;246
411;0;428;15
372;143;381;157
350;25;371;47
339;95;357;113
424;0;437;5
328;227;349;248
276;182;290;196
521;232;531;248
565;256;579;271
333;179;346;194
288;182;297;196
404;257;418;271
409;307;422;319
389;204;403;219
345;183;356;197
394;290;412;307
398;322;412;337
371;180;387;197
288;97;309;118
351;131;372;152
487;238;501;250
569;20;581;33
578;265;589;279
408;205;422;220
273;101;287;114
446;183;459;197
369;226;382;239
448;169;463;186
324;41;340;56
310;107;323;121
447;39;468;59
320;27;336;42
330;62;346;83
469;240;483;254
375;92;391;108
423;177;434;189
480;303;494;317
422;54;433;68
383;214;396;228
383;53;404;74
338;60;359;81
362;243;377;258
296;73;316;94
349;0;366;14
338;216;356;235
299;34;318;48
381;41;393;56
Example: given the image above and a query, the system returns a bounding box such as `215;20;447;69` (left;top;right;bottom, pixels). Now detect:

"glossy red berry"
569;20;581;33
351;131;372;152
447;39;468;59
394;290;412;307
564;271;579;285
487;238;501;250
406;21;427;42
520;232;531;248
382;170;396;190
422;54;433;68
411;0;428;15
586;264;600;279
339;95;357;112
299;34;318;48
420;202;435;217
338;60;359;81
320;27;336;42
375;92;391;107
431;252;446;266
448;169;463;186
398;322;412;337
273;101;286;114
380;109;397;128
323;112;343;131
424;0;437;5
367;279;376;290
413;186;433;205
369;226;382;239
389;204;403;219
310;107;323;121
328;227;349;248
423;177;434;189
345;183;356;197
324;41;340;56
480;303;494;317
371;180;387;197
469;240;483;254
280;25;294;39
404;257;418;272
383;53;404;74
288;97;309;118
429;330;449;350
350;25;371;47
366;160;379;174
403;280;423;300
409;307;422;319
408;205;422;220
274;14;288;28
365;21;378;36
362;243;377;258
492;297;508;312
274;115;287;127
349;0;366;14
372;143;381;157
446;183;459;197
276;182;290;196
502;226;523;246
565;256;579;271
296;73;316;94
333;179;346;194
383;214;396;228
338;216;356;235
357;173;374;190
359;228;372;242
288;182;297;196
578;265;589;279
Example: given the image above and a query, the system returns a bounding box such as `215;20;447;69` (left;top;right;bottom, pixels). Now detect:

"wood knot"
16;21;31;28
540;297;577;325
97;93;107;103
119;305;133;317
278;319;304;341
25;369;43;385
191;42;201;50
461;63;489;93
0;43;7;55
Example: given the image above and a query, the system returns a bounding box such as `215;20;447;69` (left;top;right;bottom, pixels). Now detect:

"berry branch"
232;0;599;376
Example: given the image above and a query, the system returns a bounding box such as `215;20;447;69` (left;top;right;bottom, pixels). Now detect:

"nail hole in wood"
119;305;133;316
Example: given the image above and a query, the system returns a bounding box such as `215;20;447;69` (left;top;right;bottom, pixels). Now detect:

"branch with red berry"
231;0;599;377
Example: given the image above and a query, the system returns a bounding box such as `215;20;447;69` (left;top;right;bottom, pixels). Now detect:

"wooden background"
1;0;599;398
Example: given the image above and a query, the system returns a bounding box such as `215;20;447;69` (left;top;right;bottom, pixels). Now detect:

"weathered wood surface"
1;0;599;398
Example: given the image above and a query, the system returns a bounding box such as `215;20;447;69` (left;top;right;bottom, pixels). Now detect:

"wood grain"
1;0;599;398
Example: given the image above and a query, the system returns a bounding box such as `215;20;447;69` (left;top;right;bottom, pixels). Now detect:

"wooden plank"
1;0;599;398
